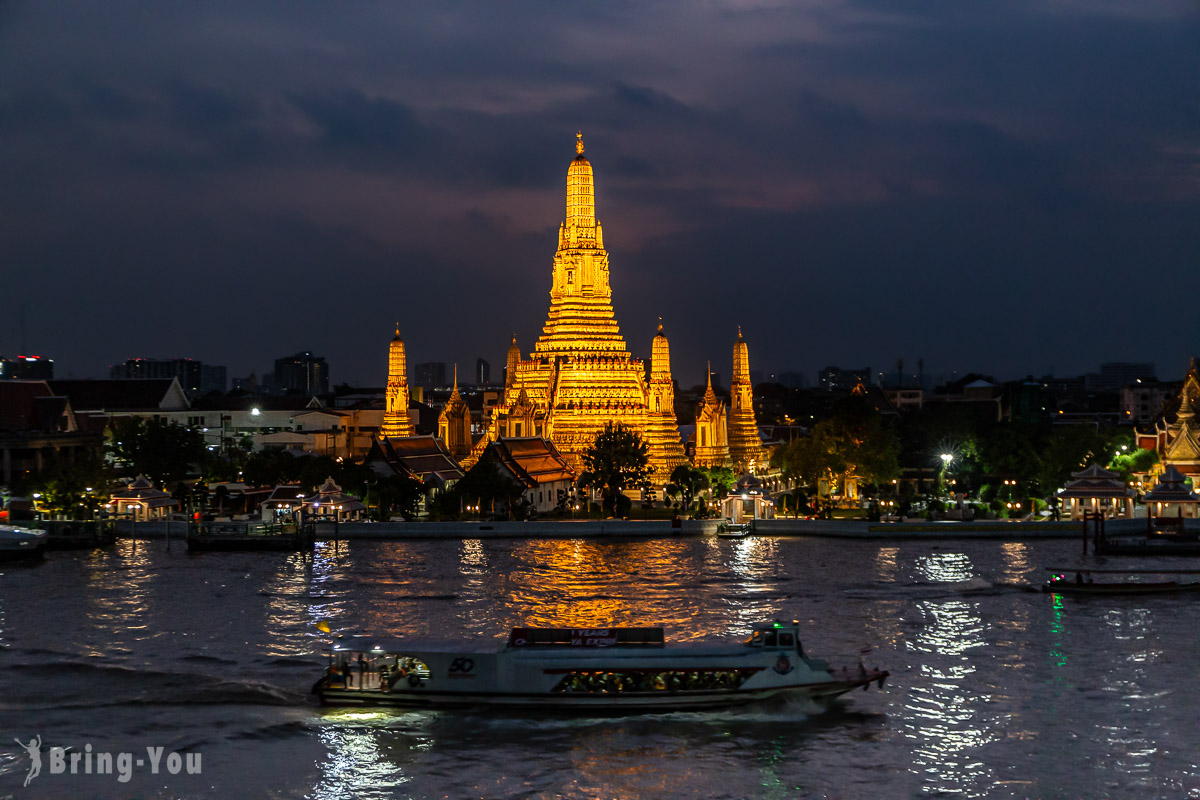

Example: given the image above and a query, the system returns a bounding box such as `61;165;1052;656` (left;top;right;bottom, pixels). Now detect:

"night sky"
2;2;1197;388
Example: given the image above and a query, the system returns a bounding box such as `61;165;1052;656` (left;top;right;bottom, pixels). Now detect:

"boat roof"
330;636;496;654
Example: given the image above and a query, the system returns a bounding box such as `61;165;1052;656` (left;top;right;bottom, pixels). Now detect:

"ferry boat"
312;621;888;712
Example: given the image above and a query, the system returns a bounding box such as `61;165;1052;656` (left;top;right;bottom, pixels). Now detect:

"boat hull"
0;543;46;562
1045;581;1200;595
0;527;48;562
317;676;882;712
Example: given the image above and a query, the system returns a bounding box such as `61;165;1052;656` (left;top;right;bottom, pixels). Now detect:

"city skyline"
2;3;1197;385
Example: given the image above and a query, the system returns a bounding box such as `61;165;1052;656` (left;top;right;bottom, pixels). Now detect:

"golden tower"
488;133;683;482
693;364;730;468
504;334;521;393
381;324;415;438
438;364;472;461
728;326;766;473
646;321;687;476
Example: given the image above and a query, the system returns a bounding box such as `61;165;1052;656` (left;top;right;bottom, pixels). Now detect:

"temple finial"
657;316;664;335
707;361;712;388
511;332;517;345
737;325;742;339
394;322;400;337
452;363;458;392
576;130;584;155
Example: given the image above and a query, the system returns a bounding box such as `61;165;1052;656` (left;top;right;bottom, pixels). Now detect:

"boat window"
763;632;778;647
744;631;762;647
551;669;752;694
779;633;794;647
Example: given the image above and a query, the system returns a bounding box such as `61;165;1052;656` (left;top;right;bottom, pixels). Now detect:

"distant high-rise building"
819;365;871;391
415;361;448;389
110;357;225;396
1084;362;1156;393
274;351;329;395
476;357;491;385
777;371;808;389
0;355;54;380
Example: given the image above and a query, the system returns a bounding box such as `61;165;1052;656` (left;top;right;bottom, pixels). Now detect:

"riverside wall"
112;519;721;540
102;515;1164;541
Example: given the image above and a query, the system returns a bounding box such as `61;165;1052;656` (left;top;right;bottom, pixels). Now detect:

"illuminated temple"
380;325;415;438
478;133;687;482
728;327;766;473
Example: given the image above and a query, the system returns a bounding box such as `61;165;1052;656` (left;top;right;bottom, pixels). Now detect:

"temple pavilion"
1056;464;1135;520
1141;464;1200;518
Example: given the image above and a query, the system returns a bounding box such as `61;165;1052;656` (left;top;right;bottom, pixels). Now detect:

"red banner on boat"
508;628;624;647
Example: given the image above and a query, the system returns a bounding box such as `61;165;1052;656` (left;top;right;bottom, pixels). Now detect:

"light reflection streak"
1093;605;1164;787
903;597;996;796
914;551;974;583
874;546;899;582
261;551;321;658
81;543;156;658
313;723;414;799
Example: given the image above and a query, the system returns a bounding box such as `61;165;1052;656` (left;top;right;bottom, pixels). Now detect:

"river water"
1;535;1198;799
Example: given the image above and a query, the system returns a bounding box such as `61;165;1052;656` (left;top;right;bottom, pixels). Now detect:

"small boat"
1043;570;1200;595
312;620;888;712
0;525;49;562
717;520;751;538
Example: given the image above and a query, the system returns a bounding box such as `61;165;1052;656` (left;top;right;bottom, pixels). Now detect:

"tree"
776;396;899;503
453;454;525;519
108;417;205;488
578;423;651;518
702;466;736;500
35;448;112;519
667;464;709;512
371;473;425;521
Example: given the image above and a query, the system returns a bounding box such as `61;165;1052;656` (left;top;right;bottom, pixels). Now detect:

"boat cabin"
743;620;805;657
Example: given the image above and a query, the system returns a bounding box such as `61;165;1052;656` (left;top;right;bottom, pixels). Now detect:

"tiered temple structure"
483;133;684;483
645;322;688;477
727;327;765;474
1137;360;1200;478
380;325;415;438
693;365;731;468
437;365;472;462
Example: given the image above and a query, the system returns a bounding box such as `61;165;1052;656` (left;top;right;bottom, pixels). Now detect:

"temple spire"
576;130;584;155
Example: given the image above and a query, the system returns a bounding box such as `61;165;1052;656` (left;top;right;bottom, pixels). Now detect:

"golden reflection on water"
505;538;695;629
874;546;899;582
998;541;1030;581
903;596;995;796
261;552;322;658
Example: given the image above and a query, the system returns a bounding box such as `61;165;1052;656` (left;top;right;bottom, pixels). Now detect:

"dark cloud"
0;1;1196;386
